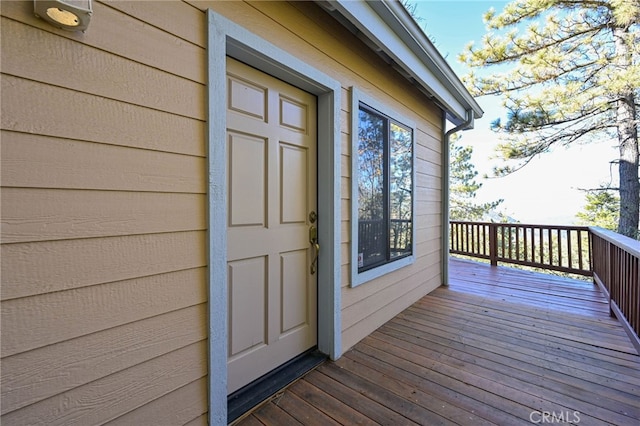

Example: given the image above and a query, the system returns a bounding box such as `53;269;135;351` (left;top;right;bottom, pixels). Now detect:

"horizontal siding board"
1;0;206;83
340;86;351;111
416;172;443;189
1;132;206;193
1;304;207;414
340;109;350;133
1;267;207;357
341;133;351;157
416;186;441;202
416;247;442;268
1;188;206;243
342;253;440;316
416;200;442;215
415;116;442;143
1;341;208;426
342;261;436;313
341;264;351;288
341;277;441;352
340;176;350;199
417;156;442;174
341;221;350;243
415;140;442;164
1;75;206;156
105;377;208;426
1;17;205;120
416;212;441;228
1;231;206;300
416;224;442;243
184;414;209;426
416;244;443;265
341;154;351;178
341;242;350;266
104;0;206;47
416;161;442;181
341;200;351;221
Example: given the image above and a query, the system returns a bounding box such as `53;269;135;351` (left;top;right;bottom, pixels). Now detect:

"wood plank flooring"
234;258;640;425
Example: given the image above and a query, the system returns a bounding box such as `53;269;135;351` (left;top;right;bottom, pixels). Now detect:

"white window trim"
350;87;416;287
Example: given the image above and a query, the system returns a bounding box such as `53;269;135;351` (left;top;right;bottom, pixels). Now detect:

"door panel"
226;57;317;394
280;143;308;224
280;249;310;333
228;132;266;227
227;256;267;358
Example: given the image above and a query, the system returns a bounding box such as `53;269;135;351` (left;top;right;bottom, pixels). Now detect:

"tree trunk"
614;27;640;239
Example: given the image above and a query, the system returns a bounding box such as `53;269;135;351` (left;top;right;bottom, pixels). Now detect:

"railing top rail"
450;221;591;232
589;226;640;258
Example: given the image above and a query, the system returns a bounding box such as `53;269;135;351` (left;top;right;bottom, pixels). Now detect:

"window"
351;89;415;286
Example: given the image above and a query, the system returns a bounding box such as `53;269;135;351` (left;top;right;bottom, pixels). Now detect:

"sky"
408;1;620;225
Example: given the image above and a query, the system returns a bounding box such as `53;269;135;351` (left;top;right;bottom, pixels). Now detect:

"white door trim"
207;10;342;425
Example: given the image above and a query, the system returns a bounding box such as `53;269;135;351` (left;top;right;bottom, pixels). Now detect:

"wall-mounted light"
34;0;92;32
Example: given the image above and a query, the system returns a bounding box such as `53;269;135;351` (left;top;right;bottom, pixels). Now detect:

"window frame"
350;87;416;287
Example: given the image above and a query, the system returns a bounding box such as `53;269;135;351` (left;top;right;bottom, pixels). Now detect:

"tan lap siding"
2;0;449;422
1;1;208;424
200;0;445;353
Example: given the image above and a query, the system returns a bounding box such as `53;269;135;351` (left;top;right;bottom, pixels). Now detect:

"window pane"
389;123;412;258
358;109;385;269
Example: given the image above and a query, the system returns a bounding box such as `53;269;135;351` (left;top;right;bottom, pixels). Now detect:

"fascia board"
328;0;483;124
372;1;483;117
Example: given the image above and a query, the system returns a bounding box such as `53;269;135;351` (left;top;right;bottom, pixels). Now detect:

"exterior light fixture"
34;0;92;32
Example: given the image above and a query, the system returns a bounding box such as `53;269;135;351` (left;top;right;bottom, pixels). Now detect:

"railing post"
489;223;498;266
608;241;614;318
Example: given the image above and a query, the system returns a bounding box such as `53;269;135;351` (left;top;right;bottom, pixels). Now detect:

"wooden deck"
235;258;640;425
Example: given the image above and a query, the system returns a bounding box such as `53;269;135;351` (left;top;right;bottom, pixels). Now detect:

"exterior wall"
208;0;443;352
1;0;443;424
1;1;209;424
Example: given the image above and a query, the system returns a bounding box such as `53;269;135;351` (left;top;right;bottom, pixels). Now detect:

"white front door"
226;57;318;394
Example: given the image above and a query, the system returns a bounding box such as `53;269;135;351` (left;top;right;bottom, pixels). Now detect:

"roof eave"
317;0;483;127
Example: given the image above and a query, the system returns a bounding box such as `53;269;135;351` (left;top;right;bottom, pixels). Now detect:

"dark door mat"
227;349;327;424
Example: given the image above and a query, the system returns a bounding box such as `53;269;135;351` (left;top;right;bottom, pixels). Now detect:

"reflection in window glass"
357;104;413;273
358;109;386;269
389;123;412;259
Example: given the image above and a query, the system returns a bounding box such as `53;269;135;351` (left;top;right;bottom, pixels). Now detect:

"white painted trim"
207;14;227;426
207;10;342;425
350;87;417;287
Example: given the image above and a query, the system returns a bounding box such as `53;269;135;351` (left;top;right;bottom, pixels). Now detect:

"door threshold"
227;349;326;424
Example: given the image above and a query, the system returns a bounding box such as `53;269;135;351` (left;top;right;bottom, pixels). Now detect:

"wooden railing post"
489;223;498;266
607;239;614;317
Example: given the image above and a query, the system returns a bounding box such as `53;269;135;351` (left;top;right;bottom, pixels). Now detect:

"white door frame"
207;10;342;425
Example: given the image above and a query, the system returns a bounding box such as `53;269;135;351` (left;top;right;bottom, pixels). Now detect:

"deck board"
234;258;640;425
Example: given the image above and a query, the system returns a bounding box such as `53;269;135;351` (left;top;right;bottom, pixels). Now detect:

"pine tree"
460;0;639;238
450;135;504;221
576;188;620;231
